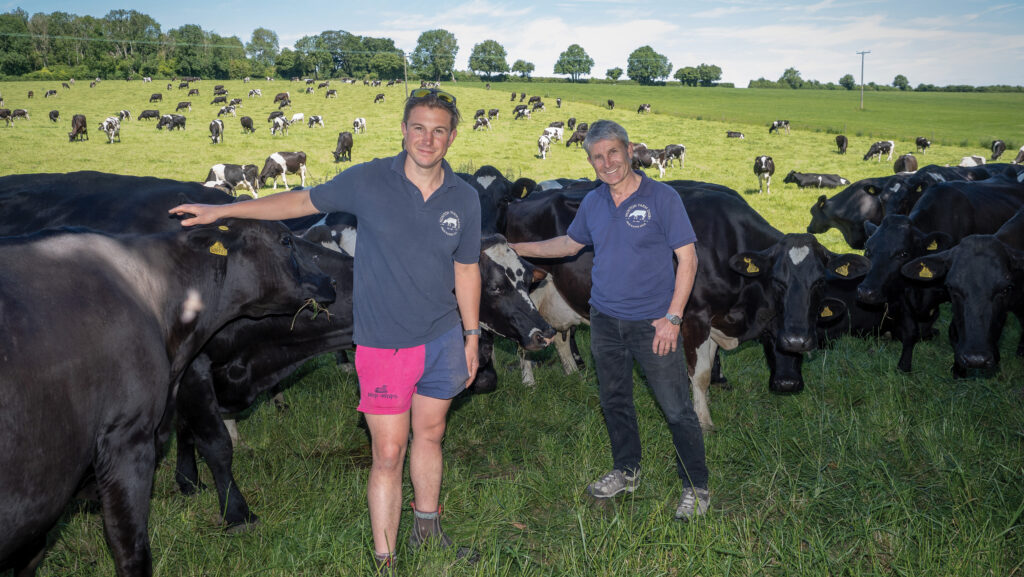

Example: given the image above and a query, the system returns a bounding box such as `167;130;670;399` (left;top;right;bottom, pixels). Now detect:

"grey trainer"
586;469;639;499
675;487;710;520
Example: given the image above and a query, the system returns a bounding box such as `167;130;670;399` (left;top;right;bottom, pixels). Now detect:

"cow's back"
911;179;1024;239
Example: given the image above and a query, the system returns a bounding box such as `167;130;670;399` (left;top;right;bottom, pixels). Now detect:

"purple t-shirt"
567;174;696;320
309;152;481;348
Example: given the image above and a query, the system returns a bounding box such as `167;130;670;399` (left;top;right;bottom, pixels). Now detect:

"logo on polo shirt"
439;210;461;236
625;203;651;228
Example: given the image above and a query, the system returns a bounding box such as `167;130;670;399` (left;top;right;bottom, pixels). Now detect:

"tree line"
748;67;1022;93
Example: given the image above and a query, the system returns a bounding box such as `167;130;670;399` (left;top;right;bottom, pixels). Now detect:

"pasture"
1;79;1022;576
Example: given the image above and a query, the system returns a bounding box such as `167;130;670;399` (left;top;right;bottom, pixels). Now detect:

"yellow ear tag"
926;240;938;251
744;257;760;274
835;263;849;277
209;241;228;256
218;225;230;231
918;262;933;279
520;186;529;198
821;306;834;318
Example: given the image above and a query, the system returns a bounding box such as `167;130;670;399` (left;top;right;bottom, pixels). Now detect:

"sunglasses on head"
409;88;457;107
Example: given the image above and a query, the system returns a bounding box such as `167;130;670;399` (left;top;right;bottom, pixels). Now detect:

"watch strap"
463;328;482;336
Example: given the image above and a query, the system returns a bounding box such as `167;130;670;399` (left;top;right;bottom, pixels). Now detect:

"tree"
294;35;330;77
168;24;211;77
606;67;623;82
626;45;671;85
468;39;508;80
245;27;279;68
369;51;405;80
696;63;722;86
893;74;910;91
839;73;856;90
674;66;699;86
511;59;534;79
553;44;593;82
410;29;458;81
779;67;803;89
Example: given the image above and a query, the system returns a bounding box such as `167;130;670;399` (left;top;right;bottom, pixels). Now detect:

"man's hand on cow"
463;336;480;387
650;317;680;356
169;203;221;227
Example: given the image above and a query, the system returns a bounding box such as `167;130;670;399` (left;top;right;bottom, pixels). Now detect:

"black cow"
992;139;1007;161
138;109;160;120
205;164;258;195
769;120;790;134
332;131;354;162
274;92;290;103
915;137;931;153
240;116;255;133
176;101;192;112
487;108;499;119
0;218;333;576
510;91;516;102
870;164;997;217
567;117;577;131
783;171;849;189
893;153;918;173
857;177;1024;372
48;110;59;122
209;119;224;144
836;134;848;154
0;109;10;126
864;140;895;162
189;88;200;96
268;110;285;122
260;151;307;189
68;113;87;142
474;109;486;119
754;156;775;193
156;114;186;131
277;98;291;109
149;93;162;102
607;99;615;110
566;128;586;148
727;131;745;139
519;92;526;102
211;96;227;105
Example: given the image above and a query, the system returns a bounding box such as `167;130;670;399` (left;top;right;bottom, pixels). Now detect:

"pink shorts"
355;324;468;415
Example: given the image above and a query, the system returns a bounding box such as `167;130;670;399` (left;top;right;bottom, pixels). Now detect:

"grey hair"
583;120;630;155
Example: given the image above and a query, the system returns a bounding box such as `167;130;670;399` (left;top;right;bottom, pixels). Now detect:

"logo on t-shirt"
625;203;651;228
439;211;461;236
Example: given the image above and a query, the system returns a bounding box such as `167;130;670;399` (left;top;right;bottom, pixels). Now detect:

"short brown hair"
403;91;461;130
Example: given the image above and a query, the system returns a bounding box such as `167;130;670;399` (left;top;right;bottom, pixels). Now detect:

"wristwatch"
463;328;482;336
665;313;682;326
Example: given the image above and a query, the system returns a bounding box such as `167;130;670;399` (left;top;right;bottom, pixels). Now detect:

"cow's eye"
281;235;292;247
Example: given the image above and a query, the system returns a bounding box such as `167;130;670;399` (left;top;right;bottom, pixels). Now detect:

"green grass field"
0;79;1021;576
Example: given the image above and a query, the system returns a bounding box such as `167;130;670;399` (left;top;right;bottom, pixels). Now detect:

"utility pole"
857;50;871;110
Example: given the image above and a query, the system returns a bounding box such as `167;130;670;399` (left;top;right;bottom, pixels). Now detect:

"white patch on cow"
891;182;901;193
210;164;226;181
269;152;287;171
789;245;811;265
529;277;588;333
483;243;535;311
710;327;739;350
476;175;497;190
338;226;357;256
180;288;203;323
690;336;717;431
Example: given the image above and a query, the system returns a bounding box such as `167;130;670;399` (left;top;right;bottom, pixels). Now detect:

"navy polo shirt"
567;174;697;320
309;152;481;348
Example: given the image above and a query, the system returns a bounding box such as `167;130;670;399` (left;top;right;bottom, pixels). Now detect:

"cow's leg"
174;417;205;494
519;355;537;387
553;330;579;375
299;165;307;187
281;173;289;189
569;326;586;371
710;349;729;389
8;535;48;577
95;425;156;576
469;332;498;393
689;336;718;432
766;174;772;194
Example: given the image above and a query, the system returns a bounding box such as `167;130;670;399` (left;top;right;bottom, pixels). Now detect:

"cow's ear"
817;297;847;324
729;251;769;277
864;220;879;238
901;253;948;282
816;194;827;209
510;178;536;200
865;184;881;196
920;231;954;252
827;253;870;280
186;223;235;257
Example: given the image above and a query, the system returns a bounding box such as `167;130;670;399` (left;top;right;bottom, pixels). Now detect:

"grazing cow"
211;96;227;105
515;108;532;120
176;101;192;112
189;88;200;96
229;98;242;106
278;98;292;109
267;110;284;122
68;114;88;142
48;110;59;122
325;89;338;98
1015;146;1024;165
473;116;491;131
754;156;775;193
62;82;70;89
474;109;486;119
576;122;589;133
512;104;528;117
44;89;57;98
209;119;224;144
566;128;587;148
528;96;541;106
510;91;517;102
991;140;1007;161
118;109;131;121
606;99;615;109
10;109;28;121
784;171;849;189
727;131;745;139
218;105;236;117
637;103;651;114
352;117;366;133
306;87;315;95
630;144;666;178
487;108;499;119
289;112;304;125
769;120;790;134
893;154;918;173
519;92;526;102
274;91;290;103
0;109;11;127
374;93;385;103
543;126;563;142
567;118;577;131
308;115;324;128
548;121;564;129
259;151;307;189
27;90;33;98
156;114;186;131
836;134;848;154
270;116;290;135
318;82;330;89
902;209;1024;377
959;155;986;167
249;89;262;98
138;109;160;120
915;137;931;153
537;134;552;159
857;177;1024;372
149;93;162;102
240;116;255;133
332;131;354;162
179;81;190;89
213;89;228;97
206;163;258;194
531;101;545;112
864;140;895;162
663;144;686;168
99;116;120;143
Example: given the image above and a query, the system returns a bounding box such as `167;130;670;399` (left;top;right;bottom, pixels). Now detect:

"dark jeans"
590;309;708;489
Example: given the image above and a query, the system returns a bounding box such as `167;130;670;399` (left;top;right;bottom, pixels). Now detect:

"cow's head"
479;234;555;351
857;215;954;305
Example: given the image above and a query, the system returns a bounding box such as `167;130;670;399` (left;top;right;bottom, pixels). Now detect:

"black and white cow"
754;155;775;193
727;131;745;139
229;98;242;107
769;120;790;134
663;144;686;168
68;113;87;141
332;131;354;162
959;155;986;167
248;88;262;98
99;116;120;143
473;116;491;131
188;88;200;96
270;116;290;136
240;116;255;133
138;109;160;120
277;98;291;109
308;115;324;128
893;154;918;173
543;126;563;142
149;92;162;102
915;137;931;154
352;117;366;133
487;108;500;119
156;114;186;131
556;97;562;108
836;134;848;154
205;163;259;195
637;103;651;114
374;93;385;103
48;110;59;122
992;139;1007;161
864;140;895;162
209;119;224;144
783;171;848;189
44;89;57;98
176;101;192;112
1015;146;1024;165
537;134;552;159
513;104;530;120
259;151;307;189
325;89;338;98
118;109;131;121
11;109;28;121
531;101;545;112
218;105;236;117
567;117;577;131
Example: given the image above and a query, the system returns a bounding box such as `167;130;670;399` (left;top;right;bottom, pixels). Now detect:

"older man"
509;120;709;520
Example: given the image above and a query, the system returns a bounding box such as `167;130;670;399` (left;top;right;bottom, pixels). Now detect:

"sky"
10;0;1024;87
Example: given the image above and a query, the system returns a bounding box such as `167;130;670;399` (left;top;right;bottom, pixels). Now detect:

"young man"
169;88;481;573
508;120;710;520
